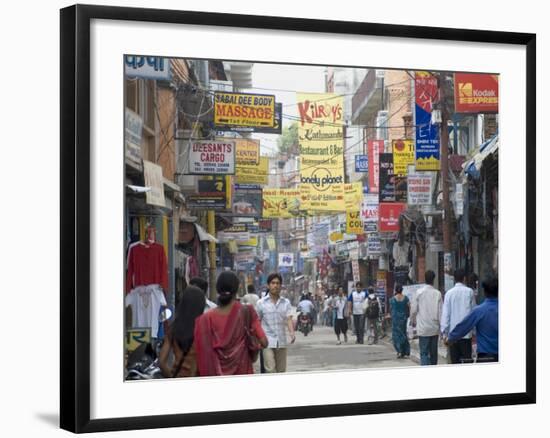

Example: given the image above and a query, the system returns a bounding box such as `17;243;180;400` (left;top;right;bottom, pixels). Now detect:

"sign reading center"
214;92;275;129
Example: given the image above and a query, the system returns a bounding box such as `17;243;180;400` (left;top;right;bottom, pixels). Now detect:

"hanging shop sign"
379;202;406;232
232;188;263;217
346;211;363;235
392;139;415;176
367;234;382;256
408;173;433;205
297;93;345;211
188;140;235;175
235;139;260;165
222;103;283;134
214;92;275;129
454;73;499;113
454;183;464;216
142;160;166;207
278;252;294;268
329;231;343;242
368;139;383;193
236;156;269;185
125;328;151;354
125;109;143;163
355;155;369;173
124;55;170;80
351;259;361;284
187;178;227;211
262;188;301;218
395;176;408;203
235;251;256;270
362;193;379;233
379;153;395;202
415;72;440;171
344;182;364;211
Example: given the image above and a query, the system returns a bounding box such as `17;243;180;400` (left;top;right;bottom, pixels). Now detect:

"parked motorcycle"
297;313;312;336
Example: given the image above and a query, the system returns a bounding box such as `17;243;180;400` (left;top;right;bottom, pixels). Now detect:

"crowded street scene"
123;56;499;380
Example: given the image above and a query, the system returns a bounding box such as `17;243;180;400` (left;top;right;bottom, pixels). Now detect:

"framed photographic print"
60;4;536;433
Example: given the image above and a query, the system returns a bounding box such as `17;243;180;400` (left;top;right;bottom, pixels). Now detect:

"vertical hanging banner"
379;153;395;202
368;139;383;193
362;193;379;233
415;72;440;171
297;93;345;211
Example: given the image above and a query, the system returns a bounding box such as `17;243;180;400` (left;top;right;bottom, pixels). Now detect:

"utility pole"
438;72;453;291
207;210;217;302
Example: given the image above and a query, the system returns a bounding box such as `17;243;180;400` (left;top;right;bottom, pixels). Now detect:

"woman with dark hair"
388;284;411;358
159;286;205;378
194;271;267;376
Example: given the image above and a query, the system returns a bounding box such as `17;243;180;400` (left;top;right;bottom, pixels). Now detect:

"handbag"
241;304;262;362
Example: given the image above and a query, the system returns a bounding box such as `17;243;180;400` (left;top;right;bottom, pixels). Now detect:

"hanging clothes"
125;284;167;338
126;242;168;293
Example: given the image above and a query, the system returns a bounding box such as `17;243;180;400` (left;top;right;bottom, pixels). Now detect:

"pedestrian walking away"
410;270;443;365
388;284;410;358
256;273;296;373
364;286;382;345
441;268;476;364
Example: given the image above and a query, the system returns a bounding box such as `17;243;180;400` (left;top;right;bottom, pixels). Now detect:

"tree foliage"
277;122;299;154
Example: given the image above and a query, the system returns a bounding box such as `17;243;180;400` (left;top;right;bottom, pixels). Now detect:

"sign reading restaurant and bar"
188;140;235;175
214;92;275;129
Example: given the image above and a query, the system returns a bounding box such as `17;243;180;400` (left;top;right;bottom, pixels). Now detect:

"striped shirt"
256;295;293;348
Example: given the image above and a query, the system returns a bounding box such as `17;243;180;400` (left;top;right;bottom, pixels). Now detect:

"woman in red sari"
194;271;267;376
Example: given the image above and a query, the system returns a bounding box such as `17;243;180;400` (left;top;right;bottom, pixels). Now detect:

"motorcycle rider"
296;293;315;332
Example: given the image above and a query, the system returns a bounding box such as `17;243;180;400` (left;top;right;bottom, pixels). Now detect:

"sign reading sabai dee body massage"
214;92;275;129
188;140;235;175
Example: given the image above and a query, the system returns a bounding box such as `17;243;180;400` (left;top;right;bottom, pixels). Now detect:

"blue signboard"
414;73;440;170
355;154;369;172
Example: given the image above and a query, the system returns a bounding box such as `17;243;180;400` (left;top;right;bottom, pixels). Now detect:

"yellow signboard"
262;188;301;218
346;211;363;235
344;182;364;211
236;156;269;185
393;139;415;176
125;328;151;353
214;92;275;128
266;236;276;250
235;138;260;165
297;93;345;211
237;236;258;247
329;231;343;242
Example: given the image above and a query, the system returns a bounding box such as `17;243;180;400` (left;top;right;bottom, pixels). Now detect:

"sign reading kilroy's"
214;92;275;130
188;140;235;175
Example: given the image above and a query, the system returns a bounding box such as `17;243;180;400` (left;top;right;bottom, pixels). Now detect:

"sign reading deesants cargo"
214;92;275;129
188;140;235;175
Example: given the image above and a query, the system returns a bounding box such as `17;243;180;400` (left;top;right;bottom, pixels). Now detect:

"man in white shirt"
441;268;476;364
256;273;296;373
348;282;367;344
411;270;443;365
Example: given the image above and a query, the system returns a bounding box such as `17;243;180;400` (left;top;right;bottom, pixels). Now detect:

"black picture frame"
60;4;536;433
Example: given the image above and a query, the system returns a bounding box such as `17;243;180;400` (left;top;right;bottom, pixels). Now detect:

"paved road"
286;323;418;373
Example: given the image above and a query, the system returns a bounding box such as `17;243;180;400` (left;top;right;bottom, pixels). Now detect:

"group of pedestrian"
159;271;296;378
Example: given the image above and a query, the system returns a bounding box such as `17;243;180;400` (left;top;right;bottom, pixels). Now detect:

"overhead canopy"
463;134;499;179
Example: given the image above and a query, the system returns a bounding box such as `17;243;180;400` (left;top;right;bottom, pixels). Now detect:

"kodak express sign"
454;73;499;113
214;92;275;129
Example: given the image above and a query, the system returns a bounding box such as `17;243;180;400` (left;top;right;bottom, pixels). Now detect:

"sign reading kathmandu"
188;140;235;175
454;73;499;113
214;92;275;130
415;72;440;171
378;202;406;232
297;93;345;211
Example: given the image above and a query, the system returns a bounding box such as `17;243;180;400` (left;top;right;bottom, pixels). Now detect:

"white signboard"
188;140;236;175
455;183;464;216
278;253;294;267
367;234;382;256
125;56;171;80
125;109;142;163
143;160;165;207
351;259;360;284
408;173;433;205
361;194;379;232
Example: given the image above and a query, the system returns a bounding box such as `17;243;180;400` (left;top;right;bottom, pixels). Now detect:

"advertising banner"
214;92;275;129
187;179;227;210
379;153;395;202
415;72;440;171
395;176;408;203
367;234;382;256
408;173;433;205
142;160;165;207
223;103;283;134
344;182;364;211
361;193;379;233
346;211;363;235
351;259;360;284
188;140;235;175
236;156;269;185
232;188;262;217
235;138;260;165
368;140;383;193
278;253;294;268
125;56;170;80
379;202;406;232
262;188;301;218
125;109;143;163
392;139;415;176
297;93;345;211
355;155;369;173
454;73;499;113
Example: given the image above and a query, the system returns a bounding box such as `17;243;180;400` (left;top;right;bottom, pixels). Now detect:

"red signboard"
368;139;383;193
454;73;499;113
379;202;406;232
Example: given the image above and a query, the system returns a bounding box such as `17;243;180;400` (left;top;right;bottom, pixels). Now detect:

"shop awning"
463;134;499;178
194;223;218;243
